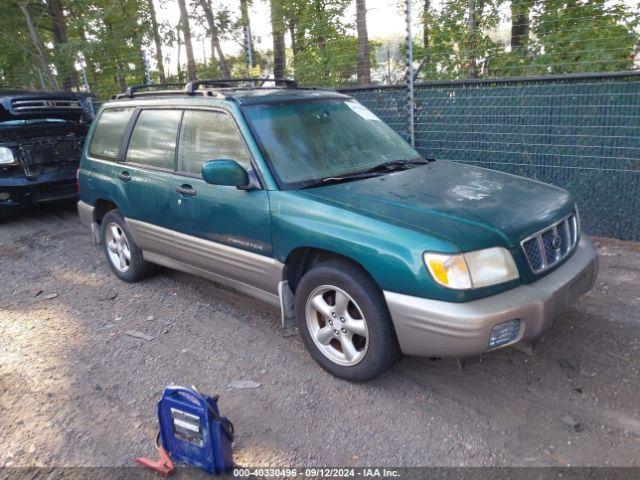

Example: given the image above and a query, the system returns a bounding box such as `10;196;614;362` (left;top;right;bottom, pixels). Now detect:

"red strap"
134;445;175;477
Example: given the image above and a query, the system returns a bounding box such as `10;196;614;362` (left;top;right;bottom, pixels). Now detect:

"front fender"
270;191;523;303
270;191;465;301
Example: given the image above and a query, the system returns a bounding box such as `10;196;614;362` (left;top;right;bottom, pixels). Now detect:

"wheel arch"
283;246;379;294
93;198;119;224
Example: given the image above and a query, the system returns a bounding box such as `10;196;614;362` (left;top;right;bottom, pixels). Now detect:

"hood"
299;160;574;251
0;92;92;123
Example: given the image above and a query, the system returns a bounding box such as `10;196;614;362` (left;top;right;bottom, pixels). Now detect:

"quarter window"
177;110;250;176
125;109;182;170
88;108;133;160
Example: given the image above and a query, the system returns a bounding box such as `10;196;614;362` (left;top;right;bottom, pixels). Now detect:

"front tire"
101;210;155;282
295;259;399;382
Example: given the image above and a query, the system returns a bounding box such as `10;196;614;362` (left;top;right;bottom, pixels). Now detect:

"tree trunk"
270;0;286;80
240;0;253;69
315;1;328;82
47;0;77;90
116;72;127;92
177;0;197;81
198;0;230;77
289;22;297;57
466;0;485;78
18;1;59;90
146;0;166;82
511;0;530;55
356;0;370;85
422;0;430;49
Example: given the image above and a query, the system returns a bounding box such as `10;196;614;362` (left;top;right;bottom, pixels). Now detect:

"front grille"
521;214;579;274
11;98;82;113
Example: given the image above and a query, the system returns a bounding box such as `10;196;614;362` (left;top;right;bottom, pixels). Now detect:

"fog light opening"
488;319;521;350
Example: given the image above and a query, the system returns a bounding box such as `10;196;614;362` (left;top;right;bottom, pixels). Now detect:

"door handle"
117;171;131;182
176;185;197;196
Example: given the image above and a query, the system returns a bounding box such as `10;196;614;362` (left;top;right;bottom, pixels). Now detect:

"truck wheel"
101;210;154;282
295;259;399;382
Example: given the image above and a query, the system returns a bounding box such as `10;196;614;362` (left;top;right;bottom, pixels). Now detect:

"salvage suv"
0;91;93;214
77;79;598;382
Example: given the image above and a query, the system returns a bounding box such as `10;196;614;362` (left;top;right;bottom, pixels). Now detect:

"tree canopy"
0;0;637;97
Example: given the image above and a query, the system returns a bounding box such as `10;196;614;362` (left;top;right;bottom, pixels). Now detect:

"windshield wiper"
362;158;433;174
300;171;384;189
300;158;434;190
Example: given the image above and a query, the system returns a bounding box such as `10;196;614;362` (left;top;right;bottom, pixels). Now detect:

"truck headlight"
424;247;519;290
0;147;15;164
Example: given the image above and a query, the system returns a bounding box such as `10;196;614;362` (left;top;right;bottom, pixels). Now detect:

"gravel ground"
1;203;639;468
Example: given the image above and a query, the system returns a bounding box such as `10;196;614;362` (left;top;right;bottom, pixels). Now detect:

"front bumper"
384;237;598;357
0;168;77;208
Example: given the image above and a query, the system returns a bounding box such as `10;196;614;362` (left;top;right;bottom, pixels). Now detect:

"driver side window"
177;110;251;176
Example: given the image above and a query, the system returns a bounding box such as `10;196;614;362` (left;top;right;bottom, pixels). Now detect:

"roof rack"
112;83;187;100
111;78;302;101
185;78;298;95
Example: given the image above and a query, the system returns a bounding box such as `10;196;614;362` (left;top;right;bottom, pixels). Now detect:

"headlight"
0;147;15;164
424;247;519;290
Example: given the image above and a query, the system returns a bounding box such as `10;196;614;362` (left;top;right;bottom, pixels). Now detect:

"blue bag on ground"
157;386;234;474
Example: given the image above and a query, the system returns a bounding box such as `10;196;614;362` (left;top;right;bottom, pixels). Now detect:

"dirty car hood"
299;160;574;251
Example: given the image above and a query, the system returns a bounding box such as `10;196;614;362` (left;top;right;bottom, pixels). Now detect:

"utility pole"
142;49;152;84
78;52;90;92
240;0;253;69
405;0;415;147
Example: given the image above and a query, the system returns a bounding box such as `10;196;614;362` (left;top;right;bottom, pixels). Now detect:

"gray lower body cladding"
78;201;598;358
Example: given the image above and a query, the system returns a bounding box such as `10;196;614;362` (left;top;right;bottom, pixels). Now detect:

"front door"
169;108;275;293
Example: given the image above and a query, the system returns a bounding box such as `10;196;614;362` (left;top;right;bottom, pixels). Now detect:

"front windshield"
243;99;421;188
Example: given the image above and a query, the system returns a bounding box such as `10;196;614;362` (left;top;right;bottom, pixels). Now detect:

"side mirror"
202;159;249;188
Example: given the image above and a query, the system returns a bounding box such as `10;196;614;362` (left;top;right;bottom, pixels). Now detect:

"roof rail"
113;83;187;100
185;78;298;95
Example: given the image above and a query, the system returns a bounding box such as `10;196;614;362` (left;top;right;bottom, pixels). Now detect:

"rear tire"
295;259;399;382
101;209;155;282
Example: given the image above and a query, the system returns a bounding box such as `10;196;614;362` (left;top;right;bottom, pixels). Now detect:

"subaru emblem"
45;100;56;107
551;235;561;249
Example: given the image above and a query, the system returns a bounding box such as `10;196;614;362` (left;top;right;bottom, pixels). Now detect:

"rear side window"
125;109;182;170
89;108;133;160
177;110;251;176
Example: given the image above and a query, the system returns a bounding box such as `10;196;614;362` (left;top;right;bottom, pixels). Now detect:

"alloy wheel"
105;222;131;273
305;285;369;366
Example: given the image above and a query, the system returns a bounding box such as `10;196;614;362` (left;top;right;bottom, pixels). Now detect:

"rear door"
118;108;182;250
82;107;135;209
119;108;181;226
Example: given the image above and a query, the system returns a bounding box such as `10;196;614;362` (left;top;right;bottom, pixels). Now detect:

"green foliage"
282;0;366;86
530;0;639;74
415;0;504;80
0;5;43;89
416;0;640;81
0;0;638;95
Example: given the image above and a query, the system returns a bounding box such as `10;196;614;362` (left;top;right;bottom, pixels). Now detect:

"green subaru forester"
78;79;598;382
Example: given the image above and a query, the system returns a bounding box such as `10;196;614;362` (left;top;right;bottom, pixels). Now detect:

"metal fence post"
405;0;415;147
142;49;152;85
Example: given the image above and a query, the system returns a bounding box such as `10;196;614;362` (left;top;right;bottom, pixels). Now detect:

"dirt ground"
0;203;639;469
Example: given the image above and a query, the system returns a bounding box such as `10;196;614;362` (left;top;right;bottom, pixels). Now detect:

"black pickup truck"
0;91;93;215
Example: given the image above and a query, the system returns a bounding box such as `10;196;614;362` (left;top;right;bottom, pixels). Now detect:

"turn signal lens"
423;253;472;289
424;247;518;290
